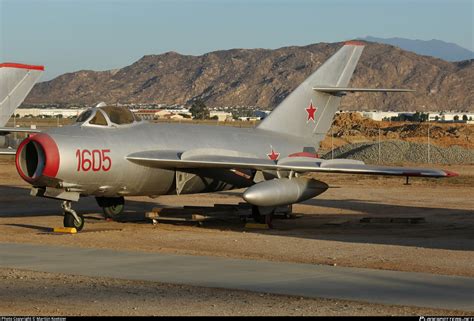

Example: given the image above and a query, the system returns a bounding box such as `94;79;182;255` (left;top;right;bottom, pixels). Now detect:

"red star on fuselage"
267;148;280;161
306;101;317;122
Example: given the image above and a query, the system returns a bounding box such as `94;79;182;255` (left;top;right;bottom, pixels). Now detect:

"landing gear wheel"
103;204;124;219
63;212;84;231
62;200;84;231
95;197;125;220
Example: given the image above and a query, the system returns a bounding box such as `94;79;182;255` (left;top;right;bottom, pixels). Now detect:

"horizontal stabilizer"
313;87;414;96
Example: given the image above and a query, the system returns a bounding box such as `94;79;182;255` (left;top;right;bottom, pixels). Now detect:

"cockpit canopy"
76;106;141;127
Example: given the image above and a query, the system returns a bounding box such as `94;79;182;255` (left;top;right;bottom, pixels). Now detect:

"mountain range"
360;36;474;62
26;41;473;112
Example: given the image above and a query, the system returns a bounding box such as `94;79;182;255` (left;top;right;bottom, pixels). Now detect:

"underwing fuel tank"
243;177;329;207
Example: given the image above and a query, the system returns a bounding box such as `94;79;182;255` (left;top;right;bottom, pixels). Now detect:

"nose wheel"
62;201;84;231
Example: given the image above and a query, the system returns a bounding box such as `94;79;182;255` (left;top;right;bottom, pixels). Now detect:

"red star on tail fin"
306;101;317;122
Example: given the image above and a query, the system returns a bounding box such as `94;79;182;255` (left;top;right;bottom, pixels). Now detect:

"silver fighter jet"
2;42;458;231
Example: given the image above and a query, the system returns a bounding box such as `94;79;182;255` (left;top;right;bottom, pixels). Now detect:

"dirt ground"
0;268;469;316
319;113;474;150
0;160;473;315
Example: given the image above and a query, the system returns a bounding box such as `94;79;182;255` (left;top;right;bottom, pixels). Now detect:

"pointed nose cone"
243;178;328;207
242;188;259;205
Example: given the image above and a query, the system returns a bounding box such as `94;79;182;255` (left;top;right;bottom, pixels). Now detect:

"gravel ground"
0;163;473;278
0;268;469;316
323;140;474;164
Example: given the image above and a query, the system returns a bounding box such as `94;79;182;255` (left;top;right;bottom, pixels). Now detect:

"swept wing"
126;150;455;178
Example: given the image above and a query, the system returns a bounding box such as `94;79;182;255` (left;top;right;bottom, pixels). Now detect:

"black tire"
103;204;124;219
63;212;84;231
96;197;125;220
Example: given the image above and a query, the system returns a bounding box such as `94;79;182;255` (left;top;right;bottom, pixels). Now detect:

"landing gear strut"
62;201;84;231
96;196;125;220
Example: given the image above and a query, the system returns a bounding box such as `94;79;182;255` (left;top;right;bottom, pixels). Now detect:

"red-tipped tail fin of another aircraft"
0;62;44;126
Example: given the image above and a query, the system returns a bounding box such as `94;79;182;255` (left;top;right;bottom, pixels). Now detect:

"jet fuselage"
16;121;321;197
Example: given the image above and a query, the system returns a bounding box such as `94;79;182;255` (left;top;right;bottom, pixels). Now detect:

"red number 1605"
75;149;112;172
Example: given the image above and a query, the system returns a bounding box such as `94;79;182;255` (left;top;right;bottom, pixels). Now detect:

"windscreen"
76;109;94;123
100;106;135;125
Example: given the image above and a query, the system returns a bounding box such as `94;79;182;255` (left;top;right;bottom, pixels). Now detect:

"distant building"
169;114;185;120
163;108;191;116
357;110;474;123
133;108;191;120
359;111;400;121
428;112;442;122
210;111;233;121
134;109;160;120
434;112;474;122
15;108;85;118
238;116;261;121
154;110;174;119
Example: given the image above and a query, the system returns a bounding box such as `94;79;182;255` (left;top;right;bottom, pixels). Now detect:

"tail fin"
258;41;364;139
0;63;44;126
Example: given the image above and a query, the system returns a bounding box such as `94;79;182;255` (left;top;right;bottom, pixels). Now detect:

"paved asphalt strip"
0;242;472;312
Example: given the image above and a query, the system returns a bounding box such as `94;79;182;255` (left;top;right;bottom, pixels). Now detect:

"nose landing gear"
62;201;84;231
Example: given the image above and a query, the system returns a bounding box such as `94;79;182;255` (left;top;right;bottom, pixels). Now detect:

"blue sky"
1;0;472;80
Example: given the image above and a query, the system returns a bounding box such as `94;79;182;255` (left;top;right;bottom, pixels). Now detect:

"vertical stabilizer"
258;42;364;139
0;63;44;126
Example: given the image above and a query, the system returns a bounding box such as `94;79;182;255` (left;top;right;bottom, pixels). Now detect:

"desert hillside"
26;41;473;111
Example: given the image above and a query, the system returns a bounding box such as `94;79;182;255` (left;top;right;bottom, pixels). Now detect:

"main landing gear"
95;196;125;220
62;201;84;231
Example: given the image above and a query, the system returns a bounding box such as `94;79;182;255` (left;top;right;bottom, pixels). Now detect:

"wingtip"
443;170;459;177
